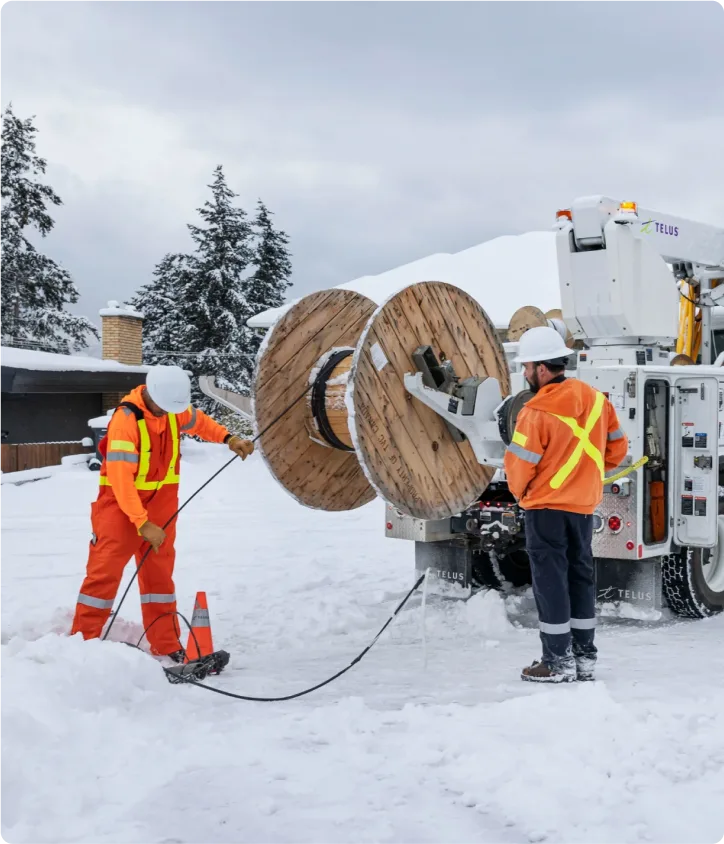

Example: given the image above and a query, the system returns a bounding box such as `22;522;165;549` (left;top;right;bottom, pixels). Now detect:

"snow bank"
1;453;91;485
1;346;148;373
249;231;559;329
3;445;724;843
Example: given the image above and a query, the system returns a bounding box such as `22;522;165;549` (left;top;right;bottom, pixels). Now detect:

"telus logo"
640;220;679;237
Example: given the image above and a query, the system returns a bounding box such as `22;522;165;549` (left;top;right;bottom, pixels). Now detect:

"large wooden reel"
349;282;510;520
253;282;510;520
507;305;575;348
253;289;377;511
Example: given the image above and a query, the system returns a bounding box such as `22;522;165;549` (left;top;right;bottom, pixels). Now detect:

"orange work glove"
139;521;166;553
227;436;254;460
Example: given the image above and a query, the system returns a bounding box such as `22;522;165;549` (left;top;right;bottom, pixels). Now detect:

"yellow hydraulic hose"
603;455;649;485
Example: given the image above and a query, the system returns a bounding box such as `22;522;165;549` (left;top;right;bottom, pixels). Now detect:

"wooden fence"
1;442;93;474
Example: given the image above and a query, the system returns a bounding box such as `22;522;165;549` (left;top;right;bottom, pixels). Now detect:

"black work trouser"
525;509;597;669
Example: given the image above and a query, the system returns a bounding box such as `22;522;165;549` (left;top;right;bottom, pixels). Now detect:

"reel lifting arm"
403;371;507;468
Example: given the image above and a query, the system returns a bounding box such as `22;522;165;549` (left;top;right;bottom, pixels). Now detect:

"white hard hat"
146;365;191;414
514;326;571;364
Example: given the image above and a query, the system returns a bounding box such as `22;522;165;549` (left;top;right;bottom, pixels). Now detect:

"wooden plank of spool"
350;281;511;521
507;305;547;342
254;289;377;511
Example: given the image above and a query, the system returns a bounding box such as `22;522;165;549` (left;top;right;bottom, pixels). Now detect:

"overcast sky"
2;1;723;337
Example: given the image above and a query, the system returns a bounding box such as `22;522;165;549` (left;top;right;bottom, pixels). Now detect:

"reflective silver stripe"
77;593;114;610
539;620;571;634
139;593;176;604
121;407;132;416
106;452;139;463
608;428;625;441
191;609;210;627
506;442;543;465
180;406;197;432
571;617;597;629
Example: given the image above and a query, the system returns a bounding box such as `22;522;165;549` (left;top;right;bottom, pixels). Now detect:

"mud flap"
594;558;663;611
414;539;472;598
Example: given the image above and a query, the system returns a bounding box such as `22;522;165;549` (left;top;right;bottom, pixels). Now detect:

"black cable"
680;290;699;307
162;573;426;702
102;383;313;643
310;349;354;451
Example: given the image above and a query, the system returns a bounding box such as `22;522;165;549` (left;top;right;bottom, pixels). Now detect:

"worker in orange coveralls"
71;365;254;661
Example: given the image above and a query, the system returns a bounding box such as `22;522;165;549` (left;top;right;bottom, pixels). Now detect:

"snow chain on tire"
661;550;722;619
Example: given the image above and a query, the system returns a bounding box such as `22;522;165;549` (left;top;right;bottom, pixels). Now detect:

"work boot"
166;649;185;664
575;654;596;682
521;659;576;684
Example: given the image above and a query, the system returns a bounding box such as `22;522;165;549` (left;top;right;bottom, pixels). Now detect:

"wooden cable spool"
253;282;510;520
507;305;547;342
670;353;696;366
253;289;377;511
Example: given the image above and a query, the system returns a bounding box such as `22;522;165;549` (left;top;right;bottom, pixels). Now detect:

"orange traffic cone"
184;591;214;662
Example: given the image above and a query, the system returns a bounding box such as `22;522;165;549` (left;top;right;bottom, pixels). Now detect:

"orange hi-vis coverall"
71;385;231;655
503;378;628;514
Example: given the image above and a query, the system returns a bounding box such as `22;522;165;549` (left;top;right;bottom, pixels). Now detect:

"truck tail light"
608;515;622;533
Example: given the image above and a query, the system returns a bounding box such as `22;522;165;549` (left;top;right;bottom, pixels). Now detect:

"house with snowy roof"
1;302;148;472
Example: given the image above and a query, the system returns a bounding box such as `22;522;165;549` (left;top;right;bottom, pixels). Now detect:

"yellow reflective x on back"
100;412;180;490
547;391;605;490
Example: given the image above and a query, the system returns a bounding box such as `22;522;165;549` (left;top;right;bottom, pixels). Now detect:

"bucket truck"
390;196;724;618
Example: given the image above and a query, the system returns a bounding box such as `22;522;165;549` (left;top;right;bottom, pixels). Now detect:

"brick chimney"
100;300;144;411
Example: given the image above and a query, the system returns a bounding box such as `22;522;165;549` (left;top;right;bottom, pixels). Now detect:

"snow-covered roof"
98;300;143;319
1;347;149;374
248;231;560;330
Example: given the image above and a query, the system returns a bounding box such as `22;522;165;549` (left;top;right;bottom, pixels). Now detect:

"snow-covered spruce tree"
247;199;292;313
244;199;293;363
1;104;98;352
129;253;190;367
172;166;256;414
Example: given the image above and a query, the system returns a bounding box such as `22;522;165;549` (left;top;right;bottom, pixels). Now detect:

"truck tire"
661;543;724;618
472;549;532;590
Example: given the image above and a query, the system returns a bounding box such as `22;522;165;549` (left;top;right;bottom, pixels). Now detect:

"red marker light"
611;483;620;494
608;515;622;532
626;540;635;551
386;522;393;530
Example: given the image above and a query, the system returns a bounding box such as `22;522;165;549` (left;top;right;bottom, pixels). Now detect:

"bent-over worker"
504;327;628;683
71;365;254;661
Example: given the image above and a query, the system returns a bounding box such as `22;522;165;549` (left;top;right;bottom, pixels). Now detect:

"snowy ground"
2;442;724;844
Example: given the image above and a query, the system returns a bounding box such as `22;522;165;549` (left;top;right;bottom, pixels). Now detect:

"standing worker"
504;327;628;683
71;365;254;661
